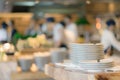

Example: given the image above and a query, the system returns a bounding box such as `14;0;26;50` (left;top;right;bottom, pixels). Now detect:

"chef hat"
106;19;116;27
46;17;55;22
2;22;8;29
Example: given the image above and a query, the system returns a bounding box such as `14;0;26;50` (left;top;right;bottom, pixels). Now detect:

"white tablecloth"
0;61;17;80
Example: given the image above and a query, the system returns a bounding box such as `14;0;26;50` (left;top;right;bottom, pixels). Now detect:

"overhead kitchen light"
86;0;91;4
35;0;40;4
14;1;36;6
5;0;9;5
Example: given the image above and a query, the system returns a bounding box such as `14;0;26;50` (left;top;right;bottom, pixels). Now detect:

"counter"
45;64;120;80
11;71;54;80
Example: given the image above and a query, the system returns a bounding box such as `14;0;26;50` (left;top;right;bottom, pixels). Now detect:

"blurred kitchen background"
1;0;120;43
1;0;120;80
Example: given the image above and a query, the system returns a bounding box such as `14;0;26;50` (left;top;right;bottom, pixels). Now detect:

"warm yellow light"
96;23;101;30
35;0;39;4
109;3;115;13
86;0;91;4
3;43;11;50
0;47;4;52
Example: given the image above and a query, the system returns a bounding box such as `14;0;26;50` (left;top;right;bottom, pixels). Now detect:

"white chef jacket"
53;23;65;43
0;28;7;42
41;24;47;33
41;23;54;38
65;23;78;43
101;29;120;51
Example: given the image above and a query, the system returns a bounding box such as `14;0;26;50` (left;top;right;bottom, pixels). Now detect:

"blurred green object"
12;32;37;45
76;17;89;26
12;32;22;45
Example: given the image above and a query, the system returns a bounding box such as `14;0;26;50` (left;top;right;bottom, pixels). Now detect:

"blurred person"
25;19;34;35
32;19;43;35
25;18;46;36
1;22;8;29
39;17;47;33
25;19;38;36
46;17;66;47
101;19;120;56
0;23;8;43
59;21;68;48
64;15;78;43
7;20;17;42
41;18;53;38
60;21;66;28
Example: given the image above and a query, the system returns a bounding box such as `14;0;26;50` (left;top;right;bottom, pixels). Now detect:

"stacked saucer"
69;43;104;64
34;52;51;71
68;43;115;72
79;59;114;71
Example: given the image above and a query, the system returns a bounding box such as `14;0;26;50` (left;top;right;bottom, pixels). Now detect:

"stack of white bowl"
51;48;67;63
69;43;104;64
18;56;33;71
34;52;51;71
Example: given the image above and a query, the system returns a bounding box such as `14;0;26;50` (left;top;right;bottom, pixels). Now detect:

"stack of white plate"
34;52;51;71
79;59;114;71
51;48;67;63
69;43;104;64
18;56;33;71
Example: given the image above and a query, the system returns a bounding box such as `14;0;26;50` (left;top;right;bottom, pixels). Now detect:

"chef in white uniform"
64;15;78;43
0;24;8;42
46;17;65;47
101;19;120;55
53;23;65;47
